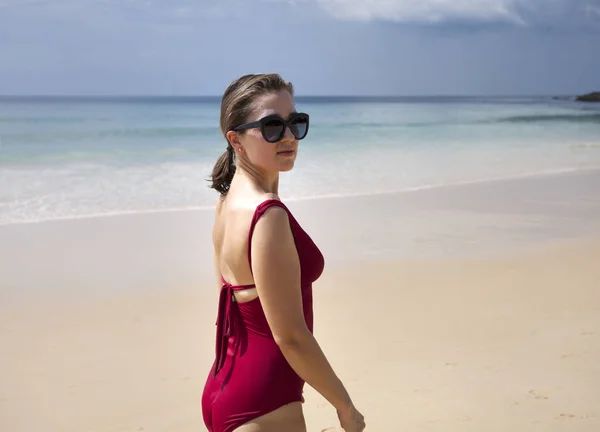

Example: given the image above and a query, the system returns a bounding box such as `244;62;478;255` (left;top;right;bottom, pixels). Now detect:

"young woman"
201;73;365;432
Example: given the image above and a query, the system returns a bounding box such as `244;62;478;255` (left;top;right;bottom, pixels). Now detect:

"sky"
0;0;599;96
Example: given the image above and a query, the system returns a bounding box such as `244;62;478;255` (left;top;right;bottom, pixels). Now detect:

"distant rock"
576;92;600;102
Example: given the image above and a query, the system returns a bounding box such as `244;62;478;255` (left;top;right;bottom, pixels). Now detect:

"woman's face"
228;90;301;174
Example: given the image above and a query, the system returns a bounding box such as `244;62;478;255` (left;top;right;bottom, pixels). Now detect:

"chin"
279;162;295;172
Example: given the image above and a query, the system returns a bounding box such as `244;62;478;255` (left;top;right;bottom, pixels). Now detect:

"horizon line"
0;93;589;99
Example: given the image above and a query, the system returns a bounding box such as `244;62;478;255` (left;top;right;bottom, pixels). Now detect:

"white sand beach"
1;169;600;431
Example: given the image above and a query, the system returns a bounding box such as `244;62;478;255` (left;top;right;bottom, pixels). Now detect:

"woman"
201;73;366;432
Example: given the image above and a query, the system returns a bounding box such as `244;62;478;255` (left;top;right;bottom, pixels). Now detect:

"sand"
1;169;600;431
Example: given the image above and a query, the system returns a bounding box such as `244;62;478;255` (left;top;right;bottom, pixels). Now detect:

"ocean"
1;96;599;226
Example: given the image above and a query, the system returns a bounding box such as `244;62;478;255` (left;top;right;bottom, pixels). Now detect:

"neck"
235;159;279;196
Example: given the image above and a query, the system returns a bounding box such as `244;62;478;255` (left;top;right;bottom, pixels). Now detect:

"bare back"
212;192;279;304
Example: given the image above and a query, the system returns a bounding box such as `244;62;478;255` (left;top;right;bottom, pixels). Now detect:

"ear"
226;130;244;152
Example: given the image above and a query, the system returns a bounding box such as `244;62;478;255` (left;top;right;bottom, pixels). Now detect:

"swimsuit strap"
247;199;291;275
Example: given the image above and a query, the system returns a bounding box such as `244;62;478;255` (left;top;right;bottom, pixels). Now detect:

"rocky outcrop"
576;92;600;102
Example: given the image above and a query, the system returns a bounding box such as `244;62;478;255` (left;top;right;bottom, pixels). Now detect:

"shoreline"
1;165;599;227
2;166;600;304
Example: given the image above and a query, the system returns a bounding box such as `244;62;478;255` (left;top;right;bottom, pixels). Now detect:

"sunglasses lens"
262;119;284;142
290;115;309;139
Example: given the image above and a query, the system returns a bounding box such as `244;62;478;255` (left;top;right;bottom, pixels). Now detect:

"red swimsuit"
201;199;325;432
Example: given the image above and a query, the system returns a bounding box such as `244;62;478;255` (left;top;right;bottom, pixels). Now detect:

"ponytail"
209;145;236;195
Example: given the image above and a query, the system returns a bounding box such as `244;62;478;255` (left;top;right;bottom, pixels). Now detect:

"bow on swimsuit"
201;199;325;432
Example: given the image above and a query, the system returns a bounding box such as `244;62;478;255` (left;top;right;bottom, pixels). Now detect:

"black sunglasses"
233;112;309;143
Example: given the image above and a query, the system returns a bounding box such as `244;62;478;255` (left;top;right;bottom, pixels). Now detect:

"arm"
251;206;353;412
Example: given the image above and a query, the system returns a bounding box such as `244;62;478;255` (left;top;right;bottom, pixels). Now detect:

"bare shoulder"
212;196;225;245
216;194;225;209
213;194;226;223
261;192;280;202
224;192;280;215
213;195;227;222
253;192;282;210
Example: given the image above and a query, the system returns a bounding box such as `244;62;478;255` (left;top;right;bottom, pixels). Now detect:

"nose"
282;125;295;141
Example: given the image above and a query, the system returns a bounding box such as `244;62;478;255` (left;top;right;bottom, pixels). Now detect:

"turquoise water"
1;96;600;225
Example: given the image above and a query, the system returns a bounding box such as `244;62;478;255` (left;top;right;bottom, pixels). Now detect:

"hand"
336;403;365;432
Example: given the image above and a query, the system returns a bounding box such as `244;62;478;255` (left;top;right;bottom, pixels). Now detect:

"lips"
277;149;295;155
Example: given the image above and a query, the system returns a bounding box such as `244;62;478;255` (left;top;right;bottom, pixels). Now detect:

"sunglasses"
233;112;309;143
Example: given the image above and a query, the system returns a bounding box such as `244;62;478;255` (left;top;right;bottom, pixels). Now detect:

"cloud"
315;0;520;24
585;4;600;17
296;0;600;26
2;0;598;32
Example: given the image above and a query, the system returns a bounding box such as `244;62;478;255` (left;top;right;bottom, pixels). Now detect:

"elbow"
274;327;313;351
